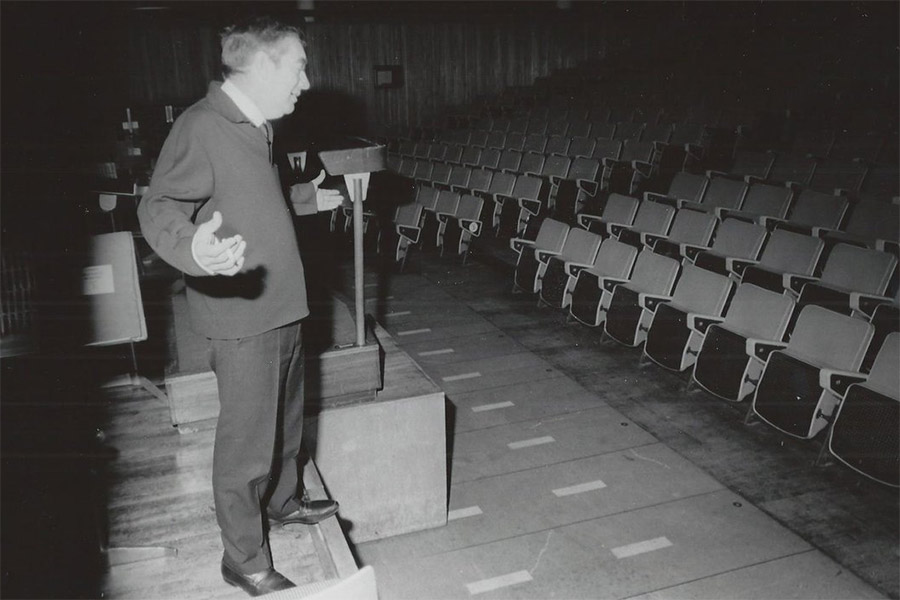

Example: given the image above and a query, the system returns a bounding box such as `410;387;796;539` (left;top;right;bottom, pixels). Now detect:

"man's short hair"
220;16;303;77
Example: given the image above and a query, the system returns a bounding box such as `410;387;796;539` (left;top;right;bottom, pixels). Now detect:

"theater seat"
539;228;603;309
792;243;898;315
577;193;639;237
511;218;569;294
380;202;424;272
641;263;735;371
553;157;601;225
613;198;676;250
691;283;796;402
737;228;825;293
646;207;718;261
828;332;899;487
430;190;461;250
643;171;709;208
568;238;639;326
441;194;484;264
751;304;874;439
691;218;768;275
602;250;681;347
496;175;544;240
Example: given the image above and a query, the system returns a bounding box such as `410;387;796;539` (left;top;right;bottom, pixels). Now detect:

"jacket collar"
205;81;265;127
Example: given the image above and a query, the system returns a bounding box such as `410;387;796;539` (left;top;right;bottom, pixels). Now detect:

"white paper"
82;264;115;295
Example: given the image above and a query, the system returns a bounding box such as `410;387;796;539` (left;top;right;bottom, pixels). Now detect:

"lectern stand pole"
352;177;366;347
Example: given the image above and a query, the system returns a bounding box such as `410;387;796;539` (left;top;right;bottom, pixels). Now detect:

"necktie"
262;122;273;165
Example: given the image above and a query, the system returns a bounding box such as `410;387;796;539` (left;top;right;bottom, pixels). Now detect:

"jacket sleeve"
289;182;318;216
137;115;214;277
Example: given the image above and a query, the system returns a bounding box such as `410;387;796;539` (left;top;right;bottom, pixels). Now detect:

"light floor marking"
472;401;514;412
552;479;607;497
398;328;431;336
385;310;412;317
418;348;455;357
448;506;483;521
442;372;482;382
611;536;673;559
466;570;532;595
508;435;555;450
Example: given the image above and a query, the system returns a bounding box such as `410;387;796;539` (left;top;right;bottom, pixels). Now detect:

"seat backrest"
427;142;447;161
394;202;424;228
488;171;517;196
614;121;644;142
709;218;768;260
631;199;675;235
485;130;506;149
628;249;681;295
448;165;471;189
468;130;489;148
865;332;900;399
434;190;460;216
768;152;817;186
588;237;639;278
397;157;416;178
568;137;596;158
430;163;452;186
667;172;709;203
519;153;545;175
567;119;592;138
641;123;673;144
700;176;748;211
758;228;824;275
523;133;548;154
415;186;439;211
602;193;640;225
670;262;733;315
861;163;899;198
413;160;433;180
669;122;705;146
809;158;867;194
591;121;616;140
498;149;523;172
533;218;570;253
620;140;654;162
456;194;483;222
546;135;571;156
568;157;601;181
724;283;796;341
506;132;526;151
511;175;543;200
526;120;548;136
786;189;849;230
667;208;718;246
468;168;493;193
820;244;898;295
479;147;502;169
788;304;873;370
460;146;482;166
542;155;571;179
844;201;900;241
592;139;623;161
731;150;775;180
559;227;603;263
740;183;793;219
443;144;464;164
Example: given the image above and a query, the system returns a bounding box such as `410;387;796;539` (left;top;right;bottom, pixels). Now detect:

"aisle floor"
345;242;898;600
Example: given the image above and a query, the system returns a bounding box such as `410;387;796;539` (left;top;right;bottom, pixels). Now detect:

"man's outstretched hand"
312;170;345;212
191;211;246;276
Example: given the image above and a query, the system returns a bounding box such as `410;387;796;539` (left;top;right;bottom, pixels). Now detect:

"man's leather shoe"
270;498;339;526
221;561;296;597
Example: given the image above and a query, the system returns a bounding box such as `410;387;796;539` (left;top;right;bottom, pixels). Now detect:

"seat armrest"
568;263;590;277
495;193;515;206
565;260;593;277
397;225;421;244
644;191;679;207
521;198;542;215
638;292;672;311
459;218;482;237
473;189;493;202
536;249;561;264
436;213;451;223
433;182;451;192
784;273;819;296
688;313;725;334
642;232;667;247
600;276;628;293
632;160;652;176
680;242;708;261
577;179;599;197
745;338;788;361
608;222;629;237
758;215;786;230
820;368;868;397
811;225;839;238
726;257;759;278
510;237;534;254
577;213;603;229
602;157;620;168
875;239;898;255
849;291;892;318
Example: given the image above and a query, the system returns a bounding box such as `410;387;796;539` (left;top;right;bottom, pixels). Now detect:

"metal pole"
353;177;366;347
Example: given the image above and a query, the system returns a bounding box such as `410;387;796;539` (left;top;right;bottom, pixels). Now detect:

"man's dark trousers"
209;321;306;574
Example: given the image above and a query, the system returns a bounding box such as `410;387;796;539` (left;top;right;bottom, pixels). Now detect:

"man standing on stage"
138;17;342;596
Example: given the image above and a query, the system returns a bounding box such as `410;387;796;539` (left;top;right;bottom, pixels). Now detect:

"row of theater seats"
509;215;899;487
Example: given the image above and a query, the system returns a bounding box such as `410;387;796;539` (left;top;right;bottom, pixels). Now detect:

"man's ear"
250;49;273;76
